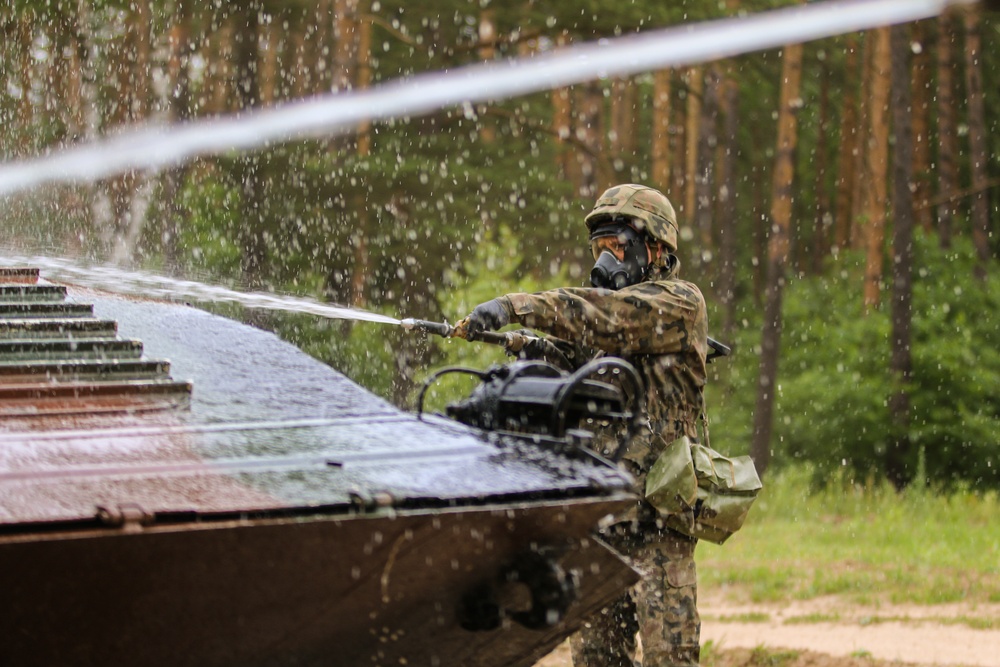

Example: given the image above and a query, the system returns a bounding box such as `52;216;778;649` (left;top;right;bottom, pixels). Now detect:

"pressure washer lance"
399;317;534;352
400;317;733;363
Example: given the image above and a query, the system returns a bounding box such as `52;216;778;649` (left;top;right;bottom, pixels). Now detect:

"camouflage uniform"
463;184;708;666
497;259;708;667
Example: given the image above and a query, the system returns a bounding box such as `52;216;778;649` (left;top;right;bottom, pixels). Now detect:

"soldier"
462;183;708;667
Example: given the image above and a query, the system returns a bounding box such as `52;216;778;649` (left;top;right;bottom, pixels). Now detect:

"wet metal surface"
0;270;191;422
1;283;633;527
0;267;638;667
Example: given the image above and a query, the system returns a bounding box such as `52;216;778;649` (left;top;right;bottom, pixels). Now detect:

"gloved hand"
466;298;510;337
506;330;574;370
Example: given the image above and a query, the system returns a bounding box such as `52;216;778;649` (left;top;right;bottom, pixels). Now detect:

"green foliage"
711;233;1000;490
173;167;244;278
908;238;1000;488
416;223;573;413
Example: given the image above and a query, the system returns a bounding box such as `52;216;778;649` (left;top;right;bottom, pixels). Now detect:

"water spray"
0;254;402;325
0;0;981;197
1;254;731;363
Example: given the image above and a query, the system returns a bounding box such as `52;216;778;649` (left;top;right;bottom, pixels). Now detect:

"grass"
748;646;802;667
697;464;1000;607
701;641;802;667
854;614;1000;630
715;612;772;623
783;613;841;624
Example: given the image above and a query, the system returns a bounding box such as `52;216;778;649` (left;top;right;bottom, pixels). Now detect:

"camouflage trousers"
570;520;699;667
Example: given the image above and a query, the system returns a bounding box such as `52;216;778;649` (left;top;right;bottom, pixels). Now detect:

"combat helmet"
584;184;678;252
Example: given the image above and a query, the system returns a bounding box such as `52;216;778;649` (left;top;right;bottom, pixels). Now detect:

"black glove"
466;298;510;336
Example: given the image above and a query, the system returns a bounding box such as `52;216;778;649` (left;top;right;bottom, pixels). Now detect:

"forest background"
1;0;998;492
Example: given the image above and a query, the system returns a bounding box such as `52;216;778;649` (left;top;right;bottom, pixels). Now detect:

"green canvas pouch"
645;435;762;544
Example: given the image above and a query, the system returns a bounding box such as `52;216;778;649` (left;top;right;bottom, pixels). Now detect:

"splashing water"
0;255;402;325
0;0;972;196
0;0;975;326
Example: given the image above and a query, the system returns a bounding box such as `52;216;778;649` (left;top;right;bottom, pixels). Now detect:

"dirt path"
698;590;1000;667
536;592;1000;667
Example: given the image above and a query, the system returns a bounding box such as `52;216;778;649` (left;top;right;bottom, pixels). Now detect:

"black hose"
415;367;486;420
550;358;645;461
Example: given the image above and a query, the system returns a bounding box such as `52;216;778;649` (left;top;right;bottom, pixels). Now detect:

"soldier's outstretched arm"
501;282;707;357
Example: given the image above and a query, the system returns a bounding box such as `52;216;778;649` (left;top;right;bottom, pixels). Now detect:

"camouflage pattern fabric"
497;260;708;667
570;523;700;667
585;184;680;254
500;261;708;451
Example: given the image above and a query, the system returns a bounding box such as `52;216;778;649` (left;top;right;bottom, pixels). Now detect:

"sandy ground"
536;591;1000;667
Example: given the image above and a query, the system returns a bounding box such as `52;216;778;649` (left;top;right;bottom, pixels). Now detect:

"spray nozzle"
401;318;454;338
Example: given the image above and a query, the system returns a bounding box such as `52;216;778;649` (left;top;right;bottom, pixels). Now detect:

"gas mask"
589;225;650;290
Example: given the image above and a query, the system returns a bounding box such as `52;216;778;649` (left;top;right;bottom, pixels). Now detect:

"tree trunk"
233;5;261;109
332;0;358;92
671;78;687;211
70;1;100;248
290;22;309;98
695;67;719;258
683;67;702;220
651;69;672;191
834;34;859;252
233;2;267;289
208;21;234;114
812;54;831;274
130;0;151;121
314;0;333;94
350;1;373;308
751;42;803;474
887;24;915;490
477;8;497;143
862;28;891;311
50;8;85;146
331;0;359;154
552;33;573;180
935;11;959;249
961;6;992;277
850;32;872;251
110;1;153;265
161;0;193;273
259;21;280;106
16;15;34;156
355;4;373;155
572;82;602;199
910;20;934;233
750;126;766;306
610;77;636;178
102;9;136;262
717;72;740;339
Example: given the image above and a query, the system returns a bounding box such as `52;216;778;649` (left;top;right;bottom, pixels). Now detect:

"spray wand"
401;317;575;366
400;317;534;352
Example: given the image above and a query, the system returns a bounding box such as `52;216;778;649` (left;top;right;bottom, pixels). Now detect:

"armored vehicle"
0;266;639;667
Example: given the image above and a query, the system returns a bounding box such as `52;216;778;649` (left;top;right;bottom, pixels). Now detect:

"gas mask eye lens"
591;238;619;261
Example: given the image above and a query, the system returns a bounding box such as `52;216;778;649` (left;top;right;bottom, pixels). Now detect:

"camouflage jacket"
500;264;709;475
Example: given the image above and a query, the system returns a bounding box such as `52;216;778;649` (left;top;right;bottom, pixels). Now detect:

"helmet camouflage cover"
584;184;679;252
